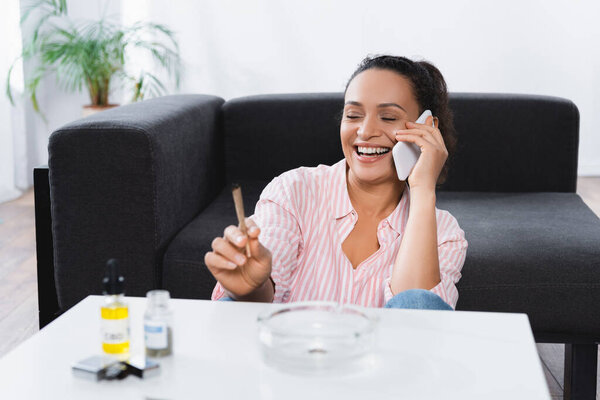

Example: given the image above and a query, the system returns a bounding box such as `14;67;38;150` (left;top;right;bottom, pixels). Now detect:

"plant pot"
82;104;119;117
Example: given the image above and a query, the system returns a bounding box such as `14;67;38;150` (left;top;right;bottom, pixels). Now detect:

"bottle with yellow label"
100;259;130;360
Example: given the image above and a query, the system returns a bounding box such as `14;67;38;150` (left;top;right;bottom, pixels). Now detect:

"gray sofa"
37;92;600;398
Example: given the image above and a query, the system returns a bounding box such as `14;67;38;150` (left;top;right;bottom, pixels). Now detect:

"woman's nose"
357;117;381;139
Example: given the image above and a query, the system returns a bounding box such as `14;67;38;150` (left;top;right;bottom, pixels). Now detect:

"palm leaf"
131;71;167;102
24;65;49;121
5;57;24;106
21;0;68;45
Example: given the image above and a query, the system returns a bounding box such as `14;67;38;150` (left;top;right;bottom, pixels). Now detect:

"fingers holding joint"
224;225;246;246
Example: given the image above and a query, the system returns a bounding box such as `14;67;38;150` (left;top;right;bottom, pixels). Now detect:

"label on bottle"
101;318;130;344
100;306;130;355
145;321;168;349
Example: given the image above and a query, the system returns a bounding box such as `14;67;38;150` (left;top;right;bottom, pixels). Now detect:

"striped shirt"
211;159;468;308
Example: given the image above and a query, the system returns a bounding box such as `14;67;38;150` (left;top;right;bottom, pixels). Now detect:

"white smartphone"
392;109;434;181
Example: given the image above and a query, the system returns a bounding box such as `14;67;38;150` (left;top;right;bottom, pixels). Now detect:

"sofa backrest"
223;92;579;192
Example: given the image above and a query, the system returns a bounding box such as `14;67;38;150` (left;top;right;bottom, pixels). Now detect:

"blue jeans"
219;289;452;310
384;289;453;310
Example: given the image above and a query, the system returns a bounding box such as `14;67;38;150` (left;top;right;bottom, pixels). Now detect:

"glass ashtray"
257;302;378;374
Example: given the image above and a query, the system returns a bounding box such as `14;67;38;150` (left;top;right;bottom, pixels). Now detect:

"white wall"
18;0;600;183
136;0;600;175
0;0;25;202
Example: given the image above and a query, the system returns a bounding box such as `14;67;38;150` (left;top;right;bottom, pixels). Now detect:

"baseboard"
578;162;600;176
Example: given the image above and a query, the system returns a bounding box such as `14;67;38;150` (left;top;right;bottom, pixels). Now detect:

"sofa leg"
34;166;60;329
564;343;598;400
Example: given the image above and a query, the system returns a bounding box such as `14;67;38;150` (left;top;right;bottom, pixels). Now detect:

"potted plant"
6;0;181;118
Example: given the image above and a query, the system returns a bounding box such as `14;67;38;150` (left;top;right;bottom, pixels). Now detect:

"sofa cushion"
222;93;344;183
164;185;600;336
163;181;268;300
221;92;579;192
438;192;600;337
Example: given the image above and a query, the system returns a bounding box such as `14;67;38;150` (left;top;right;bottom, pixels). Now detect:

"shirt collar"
330;159;411;235
331;159;354;219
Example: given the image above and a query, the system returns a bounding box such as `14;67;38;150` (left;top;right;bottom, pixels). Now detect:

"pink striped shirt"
211;159;468;308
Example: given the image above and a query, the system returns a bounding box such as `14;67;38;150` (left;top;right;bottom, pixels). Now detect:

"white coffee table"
0;296;550;399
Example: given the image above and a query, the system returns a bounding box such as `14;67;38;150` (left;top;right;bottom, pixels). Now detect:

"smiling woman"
204;55;468;310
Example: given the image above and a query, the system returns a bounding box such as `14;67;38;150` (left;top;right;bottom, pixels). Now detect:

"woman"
204;55;468;310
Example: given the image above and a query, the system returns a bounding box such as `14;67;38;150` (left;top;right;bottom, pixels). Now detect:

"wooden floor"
1;179;600;398
0;189;38;359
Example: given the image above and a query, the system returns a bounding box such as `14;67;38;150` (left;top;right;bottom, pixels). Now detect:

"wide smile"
353;145;391;163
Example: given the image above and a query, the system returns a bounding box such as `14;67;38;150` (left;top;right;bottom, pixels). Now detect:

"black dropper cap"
103;259;125;295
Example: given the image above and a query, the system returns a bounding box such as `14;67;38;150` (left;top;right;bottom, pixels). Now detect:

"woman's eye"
345;115;396;121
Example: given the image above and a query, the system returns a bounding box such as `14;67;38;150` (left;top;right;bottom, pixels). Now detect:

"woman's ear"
433;116;439;129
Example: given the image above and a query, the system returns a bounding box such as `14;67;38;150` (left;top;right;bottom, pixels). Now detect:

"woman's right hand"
204;218;273;300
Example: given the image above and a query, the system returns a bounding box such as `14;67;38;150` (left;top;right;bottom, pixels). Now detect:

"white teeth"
357;146;390;155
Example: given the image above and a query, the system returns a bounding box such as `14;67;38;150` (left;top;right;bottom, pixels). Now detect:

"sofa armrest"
48;94;225;311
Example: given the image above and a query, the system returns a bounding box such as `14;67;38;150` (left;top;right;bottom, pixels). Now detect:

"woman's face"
341;68;420;185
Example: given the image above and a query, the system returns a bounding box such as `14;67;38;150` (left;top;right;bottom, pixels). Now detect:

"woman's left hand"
394;116;448;191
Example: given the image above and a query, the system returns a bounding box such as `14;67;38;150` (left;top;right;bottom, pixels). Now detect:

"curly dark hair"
343;54;456;185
